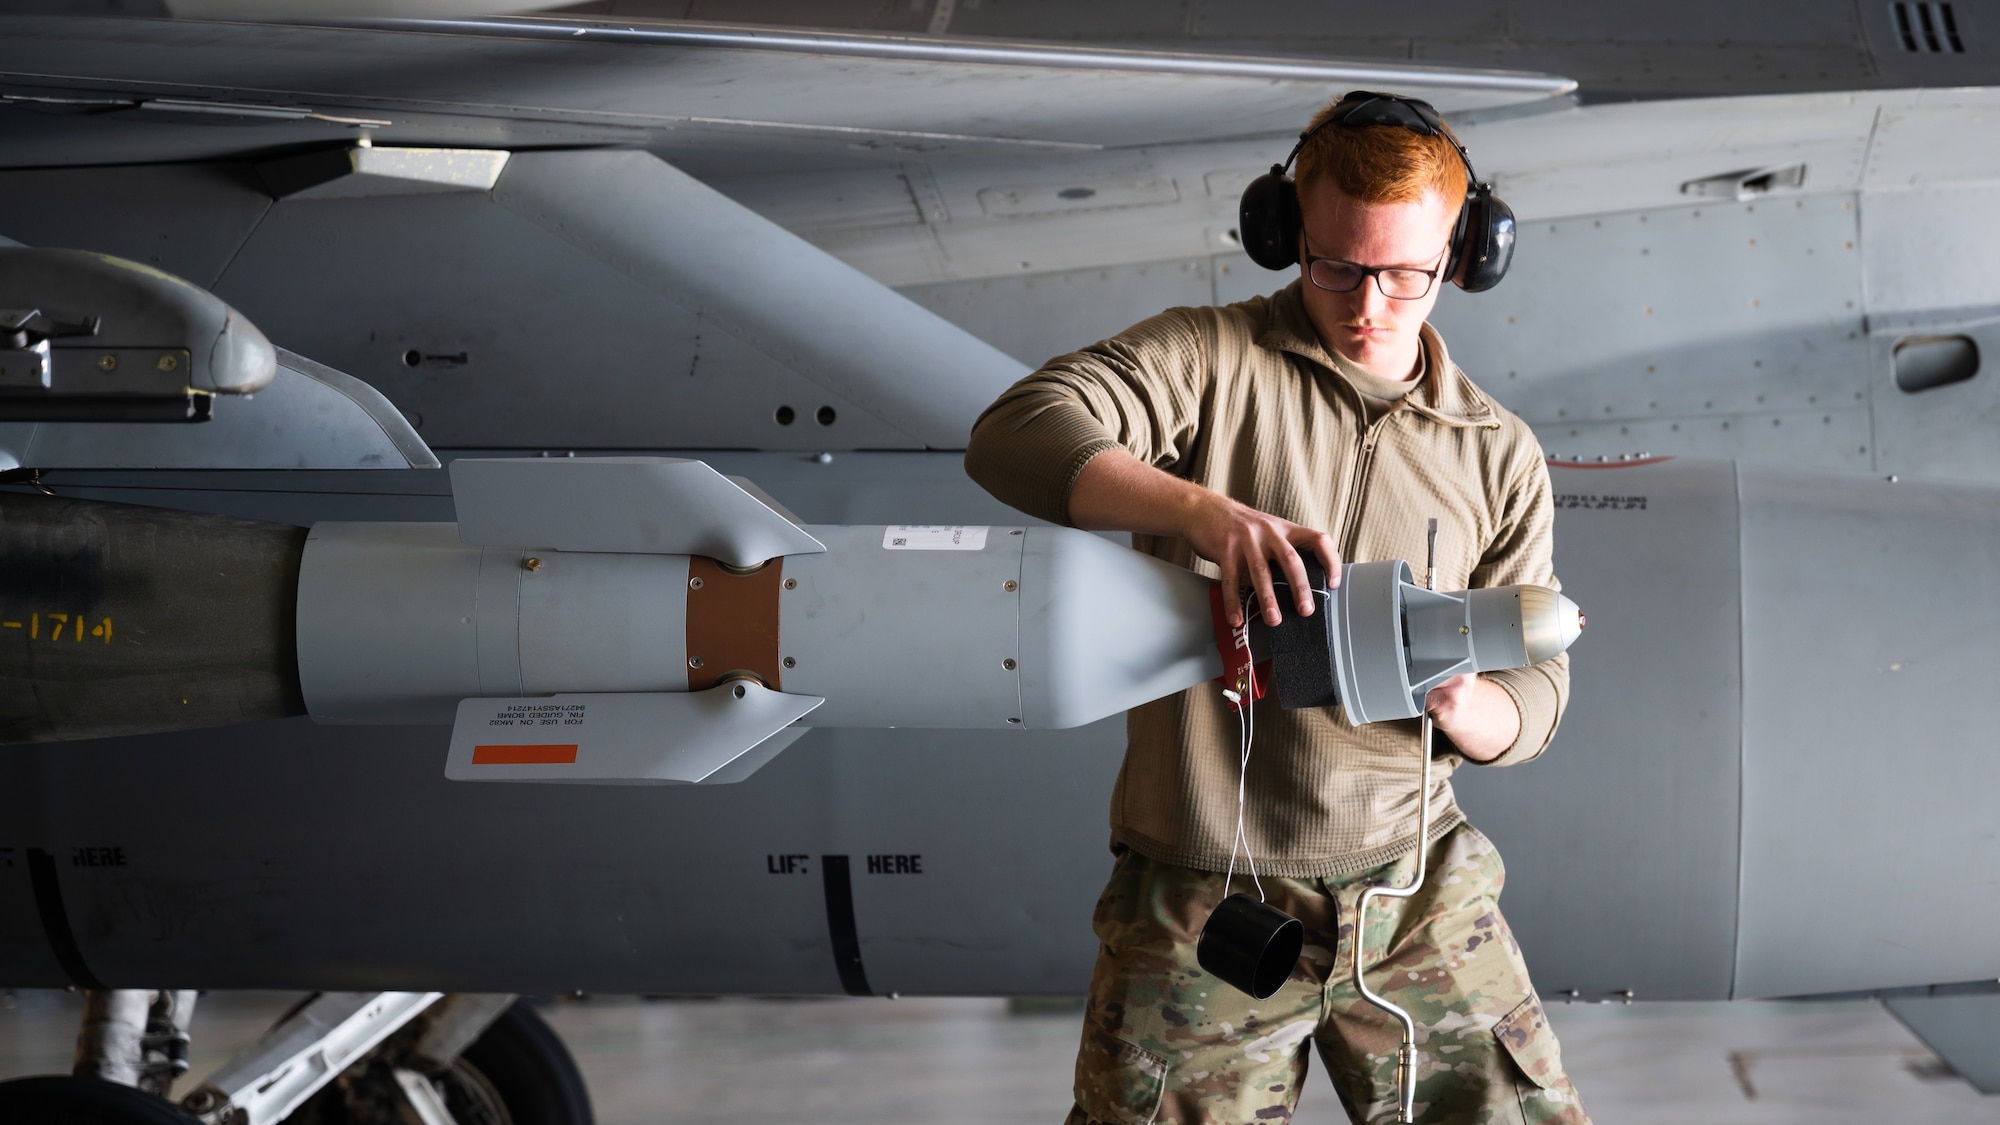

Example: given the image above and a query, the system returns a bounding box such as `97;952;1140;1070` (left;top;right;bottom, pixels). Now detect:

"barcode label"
882;525;989;551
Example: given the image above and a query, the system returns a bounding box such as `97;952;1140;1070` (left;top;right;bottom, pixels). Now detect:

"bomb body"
2;457;1580;785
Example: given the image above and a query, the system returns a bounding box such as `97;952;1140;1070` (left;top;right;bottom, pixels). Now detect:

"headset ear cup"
1444;191;1473;287
1238;166;1302;271
1453;188;1515;293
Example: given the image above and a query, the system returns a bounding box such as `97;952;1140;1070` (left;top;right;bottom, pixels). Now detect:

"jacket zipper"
1336;413;1387;561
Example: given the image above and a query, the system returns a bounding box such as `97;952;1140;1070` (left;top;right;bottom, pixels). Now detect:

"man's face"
1295;178;1458;377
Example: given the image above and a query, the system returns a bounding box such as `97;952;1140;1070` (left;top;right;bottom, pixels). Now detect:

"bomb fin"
451;457;825;566
445;682;823;785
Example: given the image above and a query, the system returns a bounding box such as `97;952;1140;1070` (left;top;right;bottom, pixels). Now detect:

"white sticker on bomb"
883;525;989;551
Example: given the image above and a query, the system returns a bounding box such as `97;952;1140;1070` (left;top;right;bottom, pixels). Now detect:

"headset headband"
1278;90;1480;188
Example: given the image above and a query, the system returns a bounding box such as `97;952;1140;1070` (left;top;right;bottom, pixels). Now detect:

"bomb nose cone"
1519;587;1584;664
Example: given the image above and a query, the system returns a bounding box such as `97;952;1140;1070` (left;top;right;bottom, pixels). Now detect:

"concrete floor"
3;989;1996;1123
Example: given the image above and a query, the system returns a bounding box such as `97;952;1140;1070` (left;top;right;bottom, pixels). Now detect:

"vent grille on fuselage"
1892;1;1966;53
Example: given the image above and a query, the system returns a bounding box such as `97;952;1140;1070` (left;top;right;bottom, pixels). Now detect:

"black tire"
261;996;592;1125
0;1076;200;1125
457;1002;592;1125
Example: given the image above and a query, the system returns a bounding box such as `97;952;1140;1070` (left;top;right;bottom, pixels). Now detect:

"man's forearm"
1065;448;1205;536
1066;450;1340;627
1430;676;1521;762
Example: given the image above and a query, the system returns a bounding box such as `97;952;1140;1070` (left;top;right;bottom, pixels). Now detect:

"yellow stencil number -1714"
4;614;112;643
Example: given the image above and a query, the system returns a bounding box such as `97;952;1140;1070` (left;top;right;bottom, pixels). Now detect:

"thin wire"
1243;653;1262;900
1223;589;1264;903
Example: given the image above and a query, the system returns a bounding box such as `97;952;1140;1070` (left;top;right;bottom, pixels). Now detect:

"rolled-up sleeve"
964;308;1212;526
1469;444;1570;767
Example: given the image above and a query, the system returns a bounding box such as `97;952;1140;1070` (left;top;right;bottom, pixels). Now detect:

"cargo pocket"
1493;995;1589;1124
1073;1021;1168;1125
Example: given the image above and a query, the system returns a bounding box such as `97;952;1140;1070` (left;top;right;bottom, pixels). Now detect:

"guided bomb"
0;457;1581;788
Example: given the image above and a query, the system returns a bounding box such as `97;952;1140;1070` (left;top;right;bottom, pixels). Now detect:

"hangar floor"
3;989;1995;1123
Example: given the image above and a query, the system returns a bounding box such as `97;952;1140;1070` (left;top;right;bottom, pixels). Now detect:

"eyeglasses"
1304;247;1448;300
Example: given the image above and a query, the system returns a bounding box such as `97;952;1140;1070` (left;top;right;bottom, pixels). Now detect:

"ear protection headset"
1238;90;1515;293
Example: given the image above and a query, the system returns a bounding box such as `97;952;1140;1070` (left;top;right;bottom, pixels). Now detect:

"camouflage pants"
1066;824;1588;1125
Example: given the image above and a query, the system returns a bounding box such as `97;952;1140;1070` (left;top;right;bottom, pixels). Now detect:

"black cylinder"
0;492;307;743
1197;893;1304;1000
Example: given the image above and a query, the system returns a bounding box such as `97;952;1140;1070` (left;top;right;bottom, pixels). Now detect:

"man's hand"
1182;492;1340;628
1066;449;1340;627
1423;674;1521;762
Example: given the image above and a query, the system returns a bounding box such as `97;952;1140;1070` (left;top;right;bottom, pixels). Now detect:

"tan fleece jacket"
965;280;1569;878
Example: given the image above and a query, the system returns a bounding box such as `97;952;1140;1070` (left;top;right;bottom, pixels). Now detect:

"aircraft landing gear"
0;991;592;1125
454;1001;593;1125
0;988;203;1123
0;1074;202;1124
285;999;592;1125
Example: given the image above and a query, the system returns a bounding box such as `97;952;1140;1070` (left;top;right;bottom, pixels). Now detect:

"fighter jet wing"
0;14;1573;170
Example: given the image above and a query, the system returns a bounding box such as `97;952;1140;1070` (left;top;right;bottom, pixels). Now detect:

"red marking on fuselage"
472;744;578;765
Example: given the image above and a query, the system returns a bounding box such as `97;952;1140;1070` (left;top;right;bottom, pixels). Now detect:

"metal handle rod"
1352;714;1435;1124
1354;516;1441;1124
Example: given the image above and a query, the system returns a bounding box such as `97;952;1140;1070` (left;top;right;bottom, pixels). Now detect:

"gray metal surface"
1861;181;2000;483
1460;587;1529;668
623;0;1923;101
0;162;270;289
473;545;522;699
491;150;1027;450
779;523;1025;728
0;247;274;393
295;522;491;725
8;81;2000;481
2;459;1057;996
1450;459;1744;1002
273;349;438;469
516;551;688;695
303;469;1218;735
0;714;1124;995
208;181;928;452
696;724;807;785
1424;192;1873;470
1734;466;2000;997
299;522;736;738
1333;560;1422;725
1885;992;2000;1094
445;686;823;785
6;452;1998;1007
450;458;821;566
0;15;1564;164
1015;524;1217;728
893;257;1220;366
1320;561;1578;725
0;348;438;470
3;0;1988;183
351;15;1574;97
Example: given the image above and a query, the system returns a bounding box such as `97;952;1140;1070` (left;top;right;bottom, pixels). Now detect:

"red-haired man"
966;91;1587;1124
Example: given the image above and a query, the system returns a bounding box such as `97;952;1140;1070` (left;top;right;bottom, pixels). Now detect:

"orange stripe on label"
472;744;578;765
